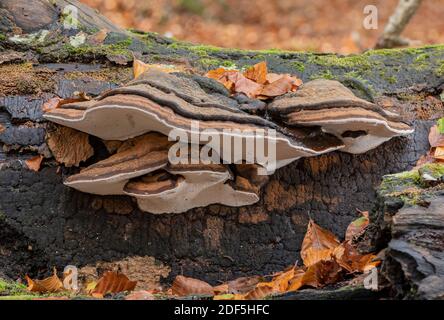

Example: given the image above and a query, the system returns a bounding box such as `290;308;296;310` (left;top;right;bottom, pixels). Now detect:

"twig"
375;0;423;49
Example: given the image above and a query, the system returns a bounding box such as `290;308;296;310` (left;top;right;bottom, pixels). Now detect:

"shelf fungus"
44;70;344;172
269;79;414;153
43;71;413;214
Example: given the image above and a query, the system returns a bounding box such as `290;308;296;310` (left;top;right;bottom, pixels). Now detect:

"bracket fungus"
269;79;414;154
43;70;413;214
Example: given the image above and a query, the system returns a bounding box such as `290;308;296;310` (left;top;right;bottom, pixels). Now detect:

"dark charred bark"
0;0;444;298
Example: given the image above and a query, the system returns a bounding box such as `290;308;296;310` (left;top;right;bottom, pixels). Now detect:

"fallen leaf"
244;284;274;300
301;219;340;267
47;126;94;167
171;275;214;296
260;74;302;99
85;281;98;294
287;270;306;292
213;276;260;295
32;296;70;300
434;146;444;160
91;271;137;298
0;124;5;134
25;155;44;172
213;293;245;300
226;72;263;98
133;59;184;78
269;266;302;292
429;125;444;148
438;118;444;134
300;259;343;288
26;268;64;293
243;61;268;84
333;242;380;273
345;211;369;241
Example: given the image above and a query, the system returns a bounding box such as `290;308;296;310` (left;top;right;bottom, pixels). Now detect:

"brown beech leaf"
300;259;343;289
429;125;444;148
42;96;89;113
88;29;108;46
25;155;43;172
333;242;380;273
244;284;274;300
434;146;444;160
226;72;263;98
133;59;184;78
47;126;94;167
243;61;268;84
0;124;5;134
269;266;303;292
301;219;340;267
26;268;64;293
214;276;261;295
91;271;137;298
345;211;369;242
172;275;214;296
206;62;303;99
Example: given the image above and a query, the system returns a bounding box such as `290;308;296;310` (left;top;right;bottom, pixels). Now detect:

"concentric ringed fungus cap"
64;133;172;195
269;79;414;153
44;72;344;172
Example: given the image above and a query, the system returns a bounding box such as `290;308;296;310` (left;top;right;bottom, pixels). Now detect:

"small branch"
375;0;423;49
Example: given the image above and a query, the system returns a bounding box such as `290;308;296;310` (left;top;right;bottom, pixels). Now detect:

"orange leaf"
345;211;369;241
333;241;380;273
243;61;268;84
91;271;137;298
133;59;184;78
42;96;89;113
429;125;444;148
0;124;5;134
287;270;306;292
25;155;43;172
301;219;340;267
26;268;64;293
270;266;302;292
214;293;246;300
244;284;274;300
434;146;444;160
171;275;214;296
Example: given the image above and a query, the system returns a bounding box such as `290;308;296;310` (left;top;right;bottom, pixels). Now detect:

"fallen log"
0;0;443;298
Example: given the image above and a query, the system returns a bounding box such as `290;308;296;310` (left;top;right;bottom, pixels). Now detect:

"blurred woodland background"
80;0;442;53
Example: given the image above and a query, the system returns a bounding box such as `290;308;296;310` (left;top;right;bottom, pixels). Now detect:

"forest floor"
81;0;444;54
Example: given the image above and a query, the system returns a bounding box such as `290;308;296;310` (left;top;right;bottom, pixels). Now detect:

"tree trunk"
0;0;443;297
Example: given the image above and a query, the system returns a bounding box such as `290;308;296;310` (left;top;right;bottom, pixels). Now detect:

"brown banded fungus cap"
269;79;414;154
44;70;344;172
64;133;172;195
